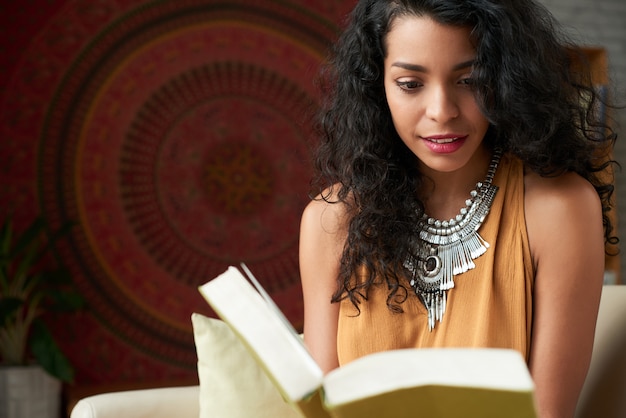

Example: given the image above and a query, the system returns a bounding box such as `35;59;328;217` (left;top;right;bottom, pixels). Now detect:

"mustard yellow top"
337;154;534;365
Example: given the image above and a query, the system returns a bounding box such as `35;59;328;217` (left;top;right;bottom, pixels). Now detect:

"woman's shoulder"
523;169;600;209
301;185;353;240
523;168;603;265
299;186;351;292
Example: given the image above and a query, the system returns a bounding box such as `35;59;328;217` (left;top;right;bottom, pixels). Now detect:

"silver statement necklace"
404;149;502;331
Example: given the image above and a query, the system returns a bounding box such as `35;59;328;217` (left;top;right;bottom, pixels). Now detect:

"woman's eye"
396;80;422;91
459;77;475;86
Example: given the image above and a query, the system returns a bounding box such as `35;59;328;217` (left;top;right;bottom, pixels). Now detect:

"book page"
322;348;534;407
199;266;324;403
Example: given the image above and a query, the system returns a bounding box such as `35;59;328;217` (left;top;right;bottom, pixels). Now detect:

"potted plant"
0;216;84;418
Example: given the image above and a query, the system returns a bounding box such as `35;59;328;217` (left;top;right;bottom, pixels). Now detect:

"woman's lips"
420;134;468;153
422;134;468;143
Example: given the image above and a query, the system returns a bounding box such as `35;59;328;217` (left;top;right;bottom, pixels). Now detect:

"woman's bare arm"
299;196;349;374
525;171;605;418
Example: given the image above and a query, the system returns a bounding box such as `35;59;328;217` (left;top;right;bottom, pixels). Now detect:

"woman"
299;1;618;417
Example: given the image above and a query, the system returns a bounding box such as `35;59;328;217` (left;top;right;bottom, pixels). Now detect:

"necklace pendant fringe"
412;229;491;331
405;150;501;331
419;290;447;331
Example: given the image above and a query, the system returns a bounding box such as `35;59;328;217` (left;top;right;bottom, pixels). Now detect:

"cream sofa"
70;285;626;418
70;386;200;418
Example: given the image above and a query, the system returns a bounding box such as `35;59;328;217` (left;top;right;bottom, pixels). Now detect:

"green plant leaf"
0;218;13;258
9;217;45;259
1;215;80;381
14;243;42;290
46;289;85;312
0;297;23;326
39;268;85;311
30;319;74;383
0;220;14;290
33;220;75;264
41;267;74;287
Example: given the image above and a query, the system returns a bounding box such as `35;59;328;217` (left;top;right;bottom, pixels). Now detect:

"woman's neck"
419;147;492;221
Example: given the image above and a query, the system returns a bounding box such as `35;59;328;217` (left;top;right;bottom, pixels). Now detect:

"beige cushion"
191;313;302;418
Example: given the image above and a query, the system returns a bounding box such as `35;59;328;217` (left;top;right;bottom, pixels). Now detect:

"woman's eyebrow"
453;59;475;71
390;59;476;72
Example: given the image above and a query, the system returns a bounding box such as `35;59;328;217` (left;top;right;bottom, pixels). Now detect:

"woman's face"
384;15;490;175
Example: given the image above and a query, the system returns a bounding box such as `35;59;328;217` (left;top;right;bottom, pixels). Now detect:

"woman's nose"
425;86;460;122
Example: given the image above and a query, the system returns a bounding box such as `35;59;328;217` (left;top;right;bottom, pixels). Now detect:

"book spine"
295;390;333;418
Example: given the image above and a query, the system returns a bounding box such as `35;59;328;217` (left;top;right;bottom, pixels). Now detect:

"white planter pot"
0;365;61;418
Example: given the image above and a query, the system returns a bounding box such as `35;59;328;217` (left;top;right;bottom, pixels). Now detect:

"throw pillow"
191;313;303;418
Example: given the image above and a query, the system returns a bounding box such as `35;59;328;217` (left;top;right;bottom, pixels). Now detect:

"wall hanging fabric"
0;0;354;383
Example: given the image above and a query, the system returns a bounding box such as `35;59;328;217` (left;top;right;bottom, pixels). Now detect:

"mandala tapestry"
0;0;355;384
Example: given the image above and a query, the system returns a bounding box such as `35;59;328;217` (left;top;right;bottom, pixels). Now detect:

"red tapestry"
0;0;356;386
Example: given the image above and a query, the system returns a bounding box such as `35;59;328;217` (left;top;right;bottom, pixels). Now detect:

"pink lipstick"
421;134;468;153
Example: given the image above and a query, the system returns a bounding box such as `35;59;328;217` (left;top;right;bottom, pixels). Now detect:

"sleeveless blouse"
337;154;534;365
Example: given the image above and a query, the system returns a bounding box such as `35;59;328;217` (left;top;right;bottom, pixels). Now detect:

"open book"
198;265;537;418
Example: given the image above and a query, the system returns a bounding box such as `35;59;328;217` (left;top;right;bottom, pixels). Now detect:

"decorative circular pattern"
31;1;339;369
203;137;274;218
121;62;313;285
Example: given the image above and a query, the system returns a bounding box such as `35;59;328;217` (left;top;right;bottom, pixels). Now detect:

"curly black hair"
311;0;618;311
